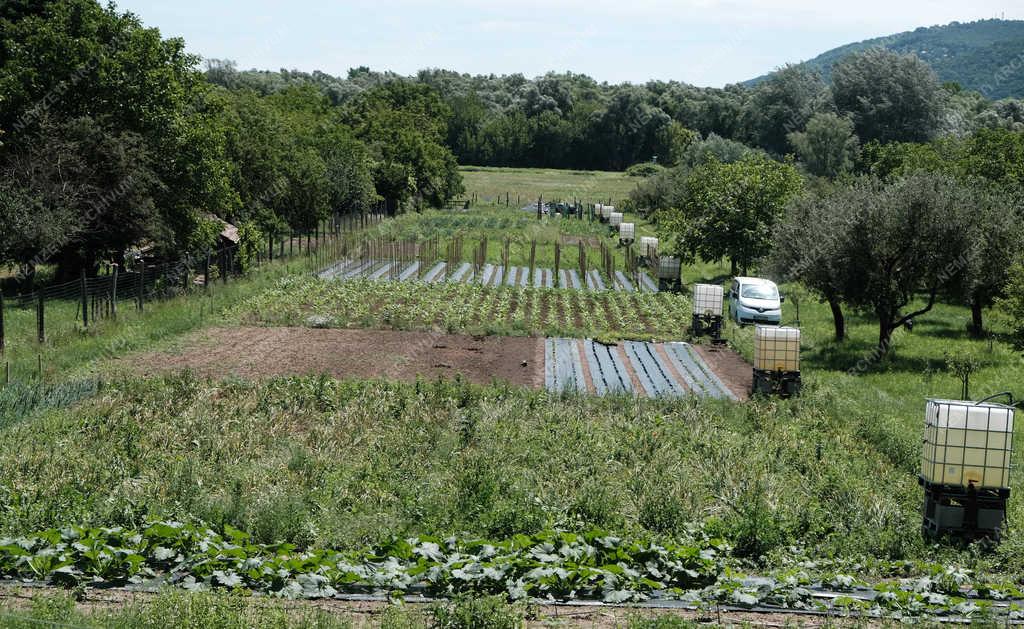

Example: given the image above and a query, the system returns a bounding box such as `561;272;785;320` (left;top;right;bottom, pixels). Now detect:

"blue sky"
116;0;1022;87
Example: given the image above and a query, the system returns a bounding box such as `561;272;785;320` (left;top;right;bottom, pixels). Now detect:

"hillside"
747;19;1024;98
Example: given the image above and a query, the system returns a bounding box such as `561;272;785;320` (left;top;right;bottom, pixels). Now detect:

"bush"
625;162;666;177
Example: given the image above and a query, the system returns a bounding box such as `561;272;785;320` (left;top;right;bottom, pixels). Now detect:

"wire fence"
0;211;386;372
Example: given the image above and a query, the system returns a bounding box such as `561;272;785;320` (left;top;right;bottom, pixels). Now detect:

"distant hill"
746;19;1024;99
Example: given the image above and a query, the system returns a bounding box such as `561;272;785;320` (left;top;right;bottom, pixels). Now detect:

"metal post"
0;293;5;355
138;260;145;311
111;265;118;320
80;270;89;328
204;254;210;290
37;294;45;343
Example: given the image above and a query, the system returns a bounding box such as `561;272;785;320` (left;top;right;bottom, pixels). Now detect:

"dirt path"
119;326;543;389
693;344;752;400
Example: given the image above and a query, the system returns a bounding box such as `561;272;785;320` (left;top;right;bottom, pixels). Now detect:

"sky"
115;0;1023;87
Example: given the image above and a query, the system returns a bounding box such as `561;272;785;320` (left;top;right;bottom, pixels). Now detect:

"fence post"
269;232;274;262
222;249;228;285
111;265;118;320
37;294;45;343
138;260;145;311
80;269;89;328
0;293;5;355
554;243;561;288
536;196;542;220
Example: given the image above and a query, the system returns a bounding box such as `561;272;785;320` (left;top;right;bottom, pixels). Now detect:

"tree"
833;173;974;353
0;0;233;274
342;81;463;210
787;113;860;178
951;186;1021;335
659;155;804;275
769;191;856;340
742;64;827;155
996;261;1024;351
831;49;945;144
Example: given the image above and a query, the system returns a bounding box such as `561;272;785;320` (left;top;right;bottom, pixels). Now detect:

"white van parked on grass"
728;277;783;325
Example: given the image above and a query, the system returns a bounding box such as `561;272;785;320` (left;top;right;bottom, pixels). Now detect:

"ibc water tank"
619;222;635;241
656;256;681;280
609;212;623;227
921;399;1014;489
640;236;658;257
692;284;723;316
753;326;800;372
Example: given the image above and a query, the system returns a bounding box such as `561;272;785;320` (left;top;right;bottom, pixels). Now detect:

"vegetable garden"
235;276;691;340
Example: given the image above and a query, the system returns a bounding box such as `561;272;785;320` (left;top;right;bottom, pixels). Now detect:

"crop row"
236;277;692;339
2;520;1021;619
0;521;722;603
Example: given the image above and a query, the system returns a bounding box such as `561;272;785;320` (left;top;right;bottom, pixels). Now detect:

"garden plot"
320;258;658;293
545;338;740;400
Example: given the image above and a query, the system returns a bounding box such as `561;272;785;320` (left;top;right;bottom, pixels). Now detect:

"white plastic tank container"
753;325;800;372
619;222;635;241
692;284;723;316
601;205;612;219
656;256;681;280
921;399;1014;489
640;236;658;257
609;212;623;227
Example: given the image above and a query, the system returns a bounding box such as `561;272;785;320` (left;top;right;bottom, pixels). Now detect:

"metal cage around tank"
751;325;801;397
919;397;1015;541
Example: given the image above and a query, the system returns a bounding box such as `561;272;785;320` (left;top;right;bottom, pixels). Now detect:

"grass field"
460;166;638;208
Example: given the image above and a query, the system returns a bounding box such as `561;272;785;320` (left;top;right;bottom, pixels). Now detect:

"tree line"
207;52;1024;173
0;1;463;286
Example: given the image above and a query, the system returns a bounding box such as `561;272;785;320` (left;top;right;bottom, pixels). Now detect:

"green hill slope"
747;19;1024;99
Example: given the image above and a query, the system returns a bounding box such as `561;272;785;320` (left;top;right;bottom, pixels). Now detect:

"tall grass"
0;373;994;569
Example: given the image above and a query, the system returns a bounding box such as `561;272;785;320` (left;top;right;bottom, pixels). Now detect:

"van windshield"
741;284;778;300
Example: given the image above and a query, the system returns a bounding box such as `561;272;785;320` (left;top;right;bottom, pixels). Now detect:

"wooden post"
36;294;45;343
536;196;542;220
529;240;536;282
111;265;118;320
554;243;561;288
80;270;89;328
268;232;274;262
138;260;145;311
0;293;5;355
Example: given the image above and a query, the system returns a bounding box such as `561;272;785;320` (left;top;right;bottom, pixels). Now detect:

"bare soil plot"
120;326;544;388
120;326;751;400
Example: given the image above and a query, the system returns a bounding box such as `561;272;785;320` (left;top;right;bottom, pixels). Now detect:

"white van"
728;277;782;325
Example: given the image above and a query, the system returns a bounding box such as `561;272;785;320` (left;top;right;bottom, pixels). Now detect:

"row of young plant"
235;276;690;339
2;520;1022;620
0;521;722;603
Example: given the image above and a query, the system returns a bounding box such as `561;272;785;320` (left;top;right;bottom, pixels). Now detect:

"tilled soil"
692;343;753;400
120;326;544;389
